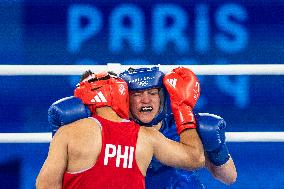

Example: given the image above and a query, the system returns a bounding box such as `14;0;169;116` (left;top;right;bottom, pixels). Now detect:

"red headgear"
74;72;129;119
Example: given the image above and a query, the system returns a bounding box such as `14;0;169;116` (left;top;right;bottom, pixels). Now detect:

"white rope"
0;133;52;143
0;132;284;143
226;132;284;142
1;64;284;75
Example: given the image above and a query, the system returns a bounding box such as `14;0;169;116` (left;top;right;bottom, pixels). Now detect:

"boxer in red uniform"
36;71;205;189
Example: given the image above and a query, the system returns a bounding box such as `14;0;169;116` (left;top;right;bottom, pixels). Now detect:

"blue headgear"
119;67;172;126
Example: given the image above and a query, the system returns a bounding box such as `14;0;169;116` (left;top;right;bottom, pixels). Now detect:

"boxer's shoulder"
56;118;101;138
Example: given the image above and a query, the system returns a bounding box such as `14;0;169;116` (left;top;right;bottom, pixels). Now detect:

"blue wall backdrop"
0;0;283;188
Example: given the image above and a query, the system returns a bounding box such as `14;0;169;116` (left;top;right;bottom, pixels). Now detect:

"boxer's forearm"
179;128;205;169
206;156;237;185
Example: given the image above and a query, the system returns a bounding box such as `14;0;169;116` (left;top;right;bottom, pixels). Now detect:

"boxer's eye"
132;92;142;97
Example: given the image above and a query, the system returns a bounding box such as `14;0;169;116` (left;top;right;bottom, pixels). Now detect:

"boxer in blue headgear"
120;67;203;188
48;66;237;189
120;66;237;189
119;67;171;126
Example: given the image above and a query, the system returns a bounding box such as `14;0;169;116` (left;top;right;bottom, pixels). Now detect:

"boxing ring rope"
1;64;284;143
1;132;284;143
1;64;284;75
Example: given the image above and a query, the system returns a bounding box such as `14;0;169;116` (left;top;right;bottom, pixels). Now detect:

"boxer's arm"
160;67;205;169
36;127;68;189
179;127;205;167
146;127;205;170
195;113;237;184
206;156;237;185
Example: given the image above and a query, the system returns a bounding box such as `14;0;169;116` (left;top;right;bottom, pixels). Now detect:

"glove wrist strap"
172;104;196;134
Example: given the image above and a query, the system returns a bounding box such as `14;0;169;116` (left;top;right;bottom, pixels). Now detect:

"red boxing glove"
163;67;200;134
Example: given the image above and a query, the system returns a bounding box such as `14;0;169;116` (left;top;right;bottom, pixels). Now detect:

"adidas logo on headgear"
91;91;107;103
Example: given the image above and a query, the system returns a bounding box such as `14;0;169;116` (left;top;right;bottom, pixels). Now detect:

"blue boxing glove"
48;96;91;136
195;113;230;166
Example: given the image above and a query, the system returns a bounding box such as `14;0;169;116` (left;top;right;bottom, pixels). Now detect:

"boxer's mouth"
140;106;153;112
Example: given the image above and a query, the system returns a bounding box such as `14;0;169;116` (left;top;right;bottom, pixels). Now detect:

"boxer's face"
130;88;161;123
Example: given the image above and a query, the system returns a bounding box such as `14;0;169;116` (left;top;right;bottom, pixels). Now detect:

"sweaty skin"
130;88;161;124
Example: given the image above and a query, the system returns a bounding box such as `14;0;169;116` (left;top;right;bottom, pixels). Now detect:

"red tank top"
62;115;144;189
